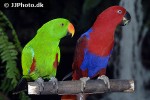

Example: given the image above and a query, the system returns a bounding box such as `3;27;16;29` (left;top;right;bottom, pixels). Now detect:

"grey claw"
49;77;58;86
98;75;110;89
80;77;90;92
35;77;44;92
49;77;58;91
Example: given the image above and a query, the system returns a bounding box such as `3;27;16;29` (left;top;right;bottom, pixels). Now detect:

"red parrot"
62;6;131;100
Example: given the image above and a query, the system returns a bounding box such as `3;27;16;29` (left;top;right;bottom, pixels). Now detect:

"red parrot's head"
89;6;131;56
94;6;131;28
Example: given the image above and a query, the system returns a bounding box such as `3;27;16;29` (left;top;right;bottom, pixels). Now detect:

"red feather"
30;58;36;73
53;53;58;69
61;95;76;100
99;68;106;76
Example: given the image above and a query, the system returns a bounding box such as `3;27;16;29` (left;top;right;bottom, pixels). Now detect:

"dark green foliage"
0;11;30;100
0;30;19;93
0;11;22;52
19;92;31;100
82;0;103;13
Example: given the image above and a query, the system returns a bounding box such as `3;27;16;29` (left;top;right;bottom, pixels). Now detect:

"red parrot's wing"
72;36;88;80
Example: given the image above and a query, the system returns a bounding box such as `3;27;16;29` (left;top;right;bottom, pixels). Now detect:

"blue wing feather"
80;49;112;77
80;28;92;39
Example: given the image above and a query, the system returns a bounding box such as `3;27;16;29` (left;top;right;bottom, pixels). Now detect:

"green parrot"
13;18;75;94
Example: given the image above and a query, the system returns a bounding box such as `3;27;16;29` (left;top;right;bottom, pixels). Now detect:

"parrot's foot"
49;77;58;91
35;77;44;92
80;77;90;92
98;75;110;89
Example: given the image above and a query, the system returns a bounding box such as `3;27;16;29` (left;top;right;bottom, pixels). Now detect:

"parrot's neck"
34;34;60;47
41;39;60;46
92;13;120;39
92;24;116;41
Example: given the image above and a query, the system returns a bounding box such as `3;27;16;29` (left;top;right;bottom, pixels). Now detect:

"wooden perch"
28;79;134;95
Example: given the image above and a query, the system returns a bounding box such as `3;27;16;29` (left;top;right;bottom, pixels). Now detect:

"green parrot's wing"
22;46;35;76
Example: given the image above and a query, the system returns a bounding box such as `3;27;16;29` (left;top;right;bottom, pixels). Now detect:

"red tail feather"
61;95;77;100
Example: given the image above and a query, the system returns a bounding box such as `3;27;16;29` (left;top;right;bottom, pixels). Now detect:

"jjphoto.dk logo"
3;2;44;8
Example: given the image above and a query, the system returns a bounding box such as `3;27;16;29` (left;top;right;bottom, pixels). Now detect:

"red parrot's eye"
117;10;122;14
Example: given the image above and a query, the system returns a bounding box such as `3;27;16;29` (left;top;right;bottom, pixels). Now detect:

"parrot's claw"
80;77;90;92
35;77;44;92
49;77;58;91
98;75;110;89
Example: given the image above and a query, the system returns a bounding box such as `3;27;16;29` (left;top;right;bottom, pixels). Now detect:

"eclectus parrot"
13;18;75;94
61;6;131;100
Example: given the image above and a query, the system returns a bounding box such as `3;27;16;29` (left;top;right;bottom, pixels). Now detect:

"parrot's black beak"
120;11;131;26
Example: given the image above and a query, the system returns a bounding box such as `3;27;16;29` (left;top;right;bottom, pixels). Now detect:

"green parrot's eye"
61;23;64;26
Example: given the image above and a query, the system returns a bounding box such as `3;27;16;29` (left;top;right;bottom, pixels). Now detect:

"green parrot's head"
37;18;75;40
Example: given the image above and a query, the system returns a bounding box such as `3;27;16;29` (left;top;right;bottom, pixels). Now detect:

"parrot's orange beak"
68;23;75;37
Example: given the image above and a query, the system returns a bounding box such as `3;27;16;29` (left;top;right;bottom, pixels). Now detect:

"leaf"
0;43;6;49
19;92;31;100
0;11;22;52
1;54;11;63
7;45;16;49
1;49;10;56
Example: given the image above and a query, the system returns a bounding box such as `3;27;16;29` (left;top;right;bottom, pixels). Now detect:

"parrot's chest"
34;47;58;76
35;49;56;65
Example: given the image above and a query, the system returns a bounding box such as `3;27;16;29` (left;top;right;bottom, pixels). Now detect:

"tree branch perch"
28;79;134;95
